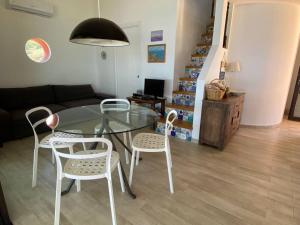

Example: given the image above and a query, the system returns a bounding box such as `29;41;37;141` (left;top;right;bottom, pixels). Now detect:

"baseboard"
240;123;281;129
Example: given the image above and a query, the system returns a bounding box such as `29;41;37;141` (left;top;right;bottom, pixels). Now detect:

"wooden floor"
1;119;300;225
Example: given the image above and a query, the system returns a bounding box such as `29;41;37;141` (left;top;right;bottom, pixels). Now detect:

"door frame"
288;67;300;121
114;22;142;98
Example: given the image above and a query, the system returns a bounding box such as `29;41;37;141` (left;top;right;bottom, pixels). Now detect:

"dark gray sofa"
0;84;114;145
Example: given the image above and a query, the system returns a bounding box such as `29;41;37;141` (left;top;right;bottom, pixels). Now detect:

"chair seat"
132;133;165;152
64;150;120;179
39;130;83;148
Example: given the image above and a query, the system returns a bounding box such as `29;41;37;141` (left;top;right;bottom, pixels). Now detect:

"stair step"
197;43;211;47
202;33;213;37
191;54;205;65
156;118;193;141
159;117;193;130
186;65;202;69
191;54;207;58
178;79;197;92
173;90;195;96
185;66;202;79
166;104;194;123
194;45;210;55
172;91;196;107
166;103;194;111
179;77;197;81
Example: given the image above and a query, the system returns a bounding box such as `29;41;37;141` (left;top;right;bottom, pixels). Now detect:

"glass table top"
54;104;159;136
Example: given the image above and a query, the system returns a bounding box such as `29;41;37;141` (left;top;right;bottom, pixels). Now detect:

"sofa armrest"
0;108;11;144
95;92;116;101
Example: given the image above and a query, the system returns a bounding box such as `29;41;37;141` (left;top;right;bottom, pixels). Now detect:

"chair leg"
69;146;74;154
32;146;39;188
123;133;129;164
135;151;140;166
54;177;62;225
129;150;136;186
51;150;55;165
117;163;125;192
76;180;81;192
165;150;174;194
128;132;133;147
167;140;173;168
107;178;117;225
82;143;87;151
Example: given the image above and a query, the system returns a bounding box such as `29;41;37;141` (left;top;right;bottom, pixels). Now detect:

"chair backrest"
50;137;113;179
25;106;53;145
165;110;178;138
100;99;130;113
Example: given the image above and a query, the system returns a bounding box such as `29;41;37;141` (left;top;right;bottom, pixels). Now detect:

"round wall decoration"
25;38;51;63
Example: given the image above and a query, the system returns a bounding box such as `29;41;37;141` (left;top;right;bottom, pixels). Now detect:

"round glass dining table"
55;104;158;135
54;104;159;199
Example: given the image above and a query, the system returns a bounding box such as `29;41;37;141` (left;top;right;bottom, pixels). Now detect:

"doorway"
115;24;142;98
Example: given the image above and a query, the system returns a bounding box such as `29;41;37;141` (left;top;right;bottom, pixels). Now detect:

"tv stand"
127;97;166;116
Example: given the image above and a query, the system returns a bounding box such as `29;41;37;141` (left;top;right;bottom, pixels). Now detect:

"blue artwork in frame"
148;44;166;63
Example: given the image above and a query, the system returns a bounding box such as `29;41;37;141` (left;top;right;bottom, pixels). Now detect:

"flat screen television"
144;78;165;98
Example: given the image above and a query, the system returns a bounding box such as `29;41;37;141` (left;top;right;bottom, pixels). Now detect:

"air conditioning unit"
8;0;54;17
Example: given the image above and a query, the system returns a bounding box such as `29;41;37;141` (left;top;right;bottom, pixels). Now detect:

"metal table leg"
106;132;136;199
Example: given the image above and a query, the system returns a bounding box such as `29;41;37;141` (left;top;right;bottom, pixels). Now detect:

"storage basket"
205;79;226;101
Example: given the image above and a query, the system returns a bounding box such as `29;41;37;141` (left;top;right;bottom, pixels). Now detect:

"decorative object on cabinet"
205;79;227;101
200;92;245;150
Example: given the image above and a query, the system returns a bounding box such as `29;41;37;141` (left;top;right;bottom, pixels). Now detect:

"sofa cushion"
11;104;66;139
0;85;55;110
53;85;96;103
0;88;27;110
23;85;55;108
0;108;11;142
59;98;101;108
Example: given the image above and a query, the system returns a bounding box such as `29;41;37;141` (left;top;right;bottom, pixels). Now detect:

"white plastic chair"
50;137;125;225
95;99;132;164
25;106;86;188
129;110;177;193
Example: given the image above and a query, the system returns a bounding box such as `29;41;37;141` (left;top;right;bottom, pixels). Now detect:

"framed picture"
151;30;163;42
148;44;166;63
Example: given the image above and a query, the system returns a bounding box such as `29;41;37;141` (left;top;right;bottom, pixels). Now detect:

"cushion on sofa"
10;104;66;139
0;85;55;110
0;108;12;142
59;98;101;108
23;85;55;108
53;85;96;103
0;88;27;110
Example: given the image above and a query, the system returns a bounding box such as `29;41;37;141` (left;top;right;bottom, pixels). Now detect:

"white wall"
227;2;300;126
173;0;211;89
0;0;98;89
97;0;178;100
192;0;229;140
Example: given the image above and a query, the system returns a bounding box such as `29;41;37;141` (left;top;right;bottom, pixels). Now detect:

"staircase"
156;22;214;141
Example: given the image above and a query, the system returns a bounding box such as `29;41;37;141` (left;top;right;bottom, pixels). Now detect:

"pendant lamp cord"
97;0;101;18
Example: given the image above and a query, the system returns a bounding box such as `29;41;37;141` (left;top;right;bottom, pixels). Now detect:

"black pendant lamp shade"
70;18;130;47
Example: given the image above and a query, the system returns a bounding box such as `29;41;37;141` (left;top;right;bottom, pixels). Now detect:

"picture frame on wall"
151;30;163;42
148;44;166;63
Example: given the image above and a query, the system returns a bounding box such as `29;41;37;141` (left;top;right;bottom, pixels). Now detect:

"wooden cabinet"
199;93;245;150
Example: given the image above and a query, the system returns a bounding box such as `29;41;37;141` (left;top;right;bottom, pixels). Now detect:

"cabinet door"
200;102;228;148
